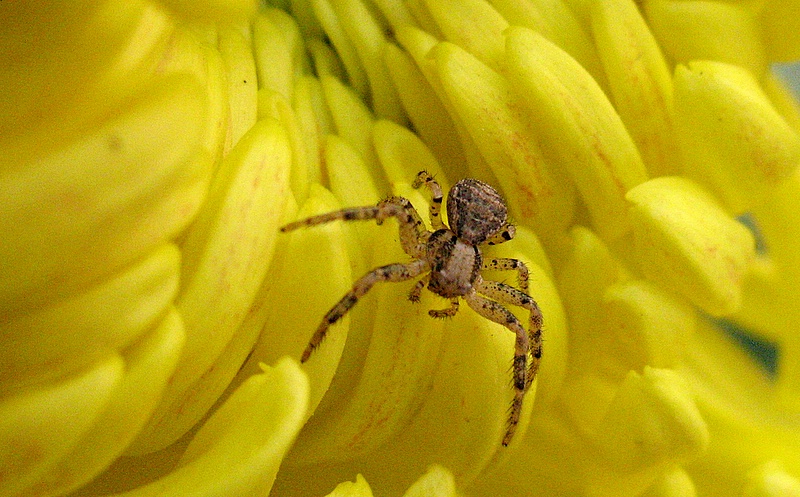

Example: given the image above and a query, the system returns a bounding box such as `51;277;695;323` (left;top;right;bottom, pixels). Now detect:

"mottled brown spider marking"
281;172;543;447
447;178;507;245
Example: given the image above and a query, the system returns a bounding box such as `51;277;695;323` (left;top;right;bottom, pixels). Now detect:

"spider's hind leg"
463;288;530;446
477;280;543;388
301;259;429;363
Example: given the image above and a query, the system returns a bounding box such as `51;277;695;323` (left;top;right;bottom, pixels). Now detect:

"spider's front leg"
300;259;429;363
281;196;431;258
482;257;530;294
412;170;445;230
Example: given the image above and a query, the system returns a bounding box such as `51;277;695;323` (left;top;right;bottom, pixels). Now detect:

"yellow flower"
2;0;800;496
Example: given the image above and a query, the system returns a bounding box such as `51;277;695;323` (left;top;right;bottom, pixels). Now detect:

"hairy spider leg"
408;276;427;302
477;280;543;390
301;259;429;363
428;298;460;318
463;286;530;447
482;257;530;294
412;171;445;230
281;196;430;258
280;206;382;231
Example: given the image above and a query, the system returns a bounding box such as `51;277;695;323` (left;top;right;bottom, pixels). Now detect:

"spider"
280;171;543;446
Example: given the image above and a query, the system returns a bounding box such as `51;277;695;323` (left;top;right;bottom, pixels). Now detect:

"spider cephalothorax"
280;171;543;446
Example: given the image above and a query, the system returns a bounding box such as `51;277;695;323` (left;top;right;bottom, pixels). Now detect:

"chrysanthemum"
2;1;800;496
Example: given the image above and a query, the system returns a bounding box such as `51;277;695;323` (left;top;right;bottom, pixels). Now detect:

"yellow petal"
394;25;492;182
252;8;307;101
402;465;457;497
744;171;800;403
420;0;508;72
642;0;766;77
590;368;710;495
489;0;608;92
154;0;256;22
603;279;696;376
0;1;172;141
320;74;385;190
432;39;577;241
326;474;374;497
236;184;352;421
130;118;292;454
310;0;368;96
292;75;329;184
590;0;678;176
382;43;468;178
756;1;800;62
287;183;446;464
112;357;309;497
743;461;800;497
641;466;697;497
257;88;311;202
155;26;230;161
372;118;450;188
0;355;124;496
762;70;800;135
626;176;755;316
217;25;258;155
31;308;186;496
0;244;180;390
0;74;208;317
555;226;622;374
680;319;800;495
480;246;567;405
673;60;800;212
505;26;648;241
326;0;404;122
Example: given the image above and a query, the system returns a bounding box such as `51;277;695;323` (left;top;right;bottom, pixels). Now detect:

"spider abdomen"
426;230;482;298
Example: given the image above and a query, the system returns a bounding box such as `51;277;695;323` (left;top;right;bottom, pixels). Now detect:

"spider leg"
280;206;383;232
379;196;431;258
408;276;427;303
412;170;445;230
301;259;429;363
477;280;543;389
463;287;529;447
281;196;431;258
428;298;460;318
482;257;530;294
485;223;516;245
